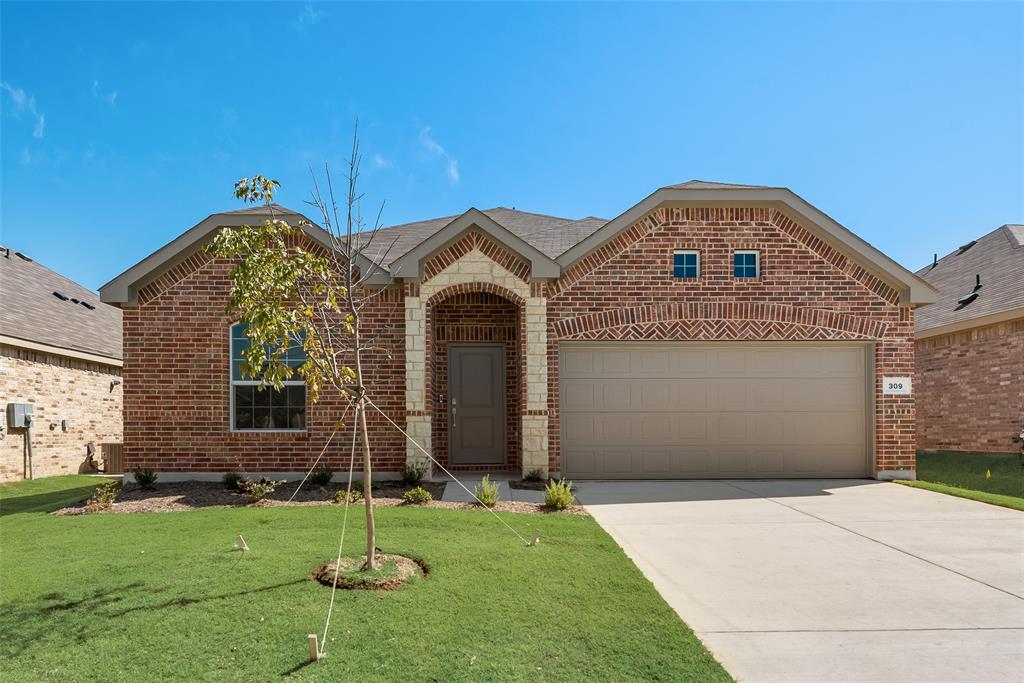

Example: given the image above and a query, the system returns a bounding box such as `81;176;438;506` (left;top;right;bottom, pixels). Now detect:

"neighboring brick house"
0;247;123;481
914;225;1024;453
99;181;937;481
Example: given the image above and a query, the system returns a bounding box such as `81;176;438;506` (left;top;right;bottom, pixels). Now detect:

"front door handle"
451;397;457;428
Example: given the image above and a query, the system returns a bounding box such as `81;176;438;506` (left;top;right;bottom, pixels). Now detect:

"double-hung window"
733;250;760;279
230;322;307;431
673;250;700;278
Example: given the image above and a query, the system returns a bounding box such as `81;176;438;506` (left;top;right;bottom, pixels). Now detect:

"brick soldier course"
100;181;938;480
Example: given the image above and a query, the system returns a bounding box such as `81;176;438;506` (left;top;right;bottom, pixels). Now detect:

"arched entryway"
427;288;523;473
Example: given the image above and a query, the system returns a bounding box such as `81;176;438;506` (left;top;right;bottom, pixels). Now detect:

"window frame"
672;249;701;279
229;323;307;433
733;249;760;279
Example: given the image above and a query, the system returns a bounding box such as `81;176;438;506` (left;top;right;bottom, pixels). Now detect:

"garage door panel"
561;343;868;479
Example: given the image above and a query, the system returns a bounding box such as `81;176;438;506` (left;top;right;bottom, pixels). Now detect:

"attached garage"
560;343;872;479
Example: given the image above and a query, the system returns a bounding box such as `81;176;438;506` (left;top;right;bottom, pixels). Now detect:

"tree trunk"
357;395;377;570
351;317;377;571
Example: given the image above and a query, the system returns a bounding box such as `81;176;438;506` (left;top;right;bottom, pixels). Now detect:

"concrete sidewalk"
578;479;1024;683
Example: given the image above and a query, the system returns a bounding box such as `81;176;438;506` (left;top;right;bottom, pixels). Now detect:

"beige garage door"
560;343;870;479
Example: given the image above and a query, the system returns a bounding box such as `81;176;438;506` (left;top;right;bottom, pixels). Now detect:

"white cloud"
419;126;460;185
1;82;45;138
371;153;392;169
92;79;118;105
293;2;322;28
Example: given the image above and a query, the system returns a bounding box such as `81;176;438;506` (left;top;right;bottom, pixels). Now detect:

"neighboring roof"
914;224;1024;334
99;180;939;306
0;247;122;362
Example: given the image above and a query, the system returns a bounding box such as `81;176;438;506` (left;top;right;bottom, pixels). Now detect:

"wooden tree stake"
308;634;320;662
236;535;249;551
529;531;540;547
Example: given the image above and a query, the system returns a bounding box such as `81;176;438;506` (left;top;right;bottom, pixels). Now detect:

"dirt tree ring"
310;554;426;591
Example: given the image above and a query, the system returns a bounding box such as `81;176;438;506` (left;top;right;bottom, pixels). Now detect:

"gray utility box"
6;403;34;429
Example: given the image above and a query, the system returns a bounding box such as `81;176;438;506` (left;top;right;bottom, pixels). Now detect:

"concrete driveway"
577;480;1024;683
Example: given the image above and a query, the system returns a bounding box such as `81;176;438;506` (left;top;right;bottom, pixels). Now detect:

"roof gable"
99;206;388;306
387;208;560;280
557;181;938;305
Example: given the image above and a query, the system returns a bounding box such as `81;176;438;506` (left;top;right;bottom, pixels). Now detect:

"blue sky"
2;2;1022;291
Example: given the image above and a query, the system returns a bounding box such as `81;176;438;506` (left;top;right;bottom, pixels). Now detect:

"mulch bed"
50;479;587;516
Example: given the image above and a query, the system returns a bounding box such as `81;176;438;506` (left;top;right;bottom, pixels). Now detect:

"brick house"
914;224;1024;453
99;181;937;481
0;247;123;481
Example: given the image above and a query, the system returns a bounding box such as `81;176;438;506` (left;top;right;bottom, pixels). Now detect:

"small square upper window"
673;250;700;278
733;251;759;278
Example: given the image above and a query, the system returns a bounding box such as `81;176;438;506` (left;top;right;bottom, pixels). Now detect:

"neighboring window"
673;250;700;278
230;323;307;431
733;250;760;278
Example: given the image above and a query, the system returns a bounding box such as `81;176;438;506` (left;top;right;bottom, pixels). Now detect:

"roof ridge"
483;206;576;222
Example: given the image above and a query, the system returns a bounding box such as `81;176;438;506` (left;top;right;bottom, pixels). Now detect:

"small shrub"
87;480;121;511
474;475;499;508
222;471;245;491
239;476;283;502
544;478;575;511
132;467;158;490
334;486;363;504
403;486;432;505
401;462;426;486
309;466;334;487
524;468;545;483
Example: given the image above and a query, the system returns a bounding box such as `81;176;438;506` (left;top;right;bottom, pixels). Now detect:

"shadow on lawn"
0;484;107;516
1;577;309;661
106;577;308;617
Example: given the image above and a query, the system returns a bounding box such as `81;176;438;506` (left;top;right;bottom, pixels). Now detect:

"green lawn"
897;451;1024;511
0;476;728;682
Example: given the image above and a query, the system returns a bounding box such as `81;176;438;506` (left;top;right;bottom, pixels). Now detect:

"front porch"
401;238;550;479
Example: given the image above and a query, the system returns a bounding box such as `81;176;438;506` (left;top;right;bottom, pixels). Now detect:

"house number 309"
882;376;912;395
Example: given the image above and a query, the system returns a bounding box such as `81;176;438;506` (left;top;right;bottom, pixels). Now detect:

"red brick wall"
546;207;917;475
429;292;521;471
916;318;1024;453
122;245;406;474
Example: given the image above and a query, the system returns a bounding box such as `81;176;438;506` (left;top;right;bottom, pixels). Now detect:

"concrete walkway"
577;479;1024;683
439;475;546;503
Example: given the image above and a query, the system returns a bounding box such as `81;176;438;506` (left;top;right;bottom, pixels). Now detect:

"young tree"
206;130;391;569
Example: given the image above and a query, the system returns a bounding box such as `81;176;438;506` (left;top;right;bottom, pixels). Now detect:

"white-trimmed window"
673;250;700;278
733;250;760;278
230;322;306;431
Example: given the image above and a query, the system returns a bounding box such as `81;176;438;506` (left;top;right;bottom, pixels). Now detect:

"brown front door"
449;344;506;465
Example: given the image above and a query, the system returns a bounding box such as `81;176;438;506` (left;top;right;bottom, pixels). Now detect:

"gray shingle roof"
0;248;122;360
914;224;1024;332
354;207;608;267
